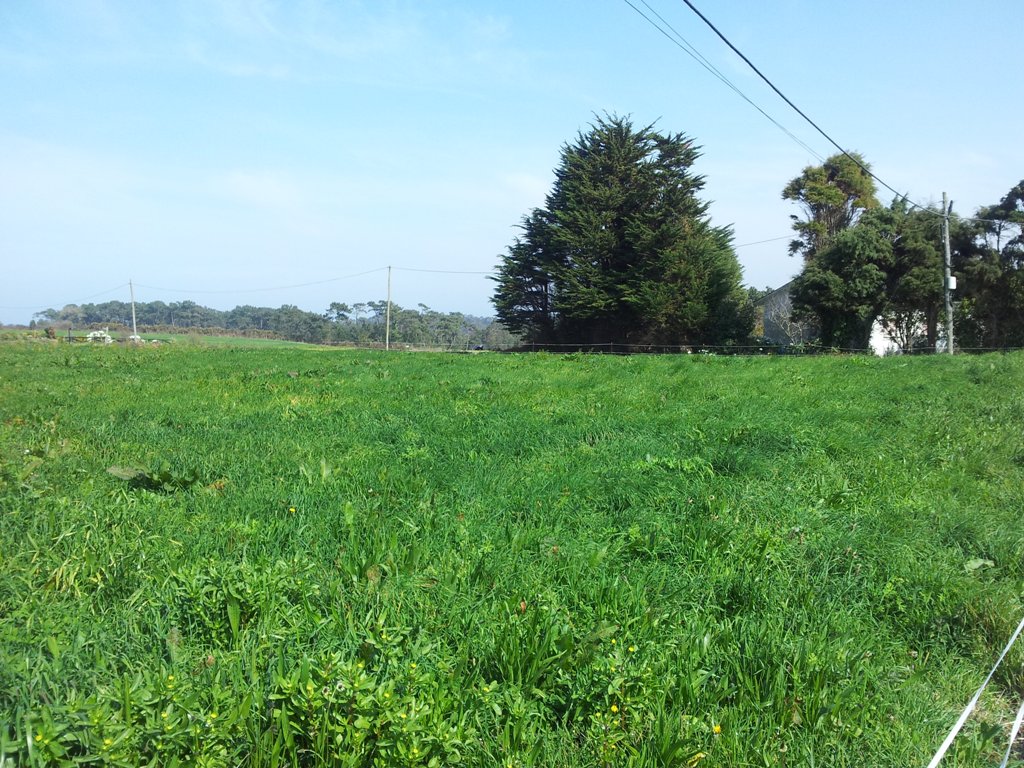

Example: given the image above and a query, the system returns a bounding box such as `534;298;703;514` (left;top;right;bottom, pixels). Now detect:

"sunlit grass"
1;344;1022;766
0;328;313;348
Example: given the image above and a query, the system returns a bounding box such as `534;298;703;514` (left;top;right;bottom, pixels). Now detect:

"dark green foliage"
880;204;944;350
791;220;892;349
33;300;516;348
955;180;1024;349
788;176;1024;352
782;152;880;260
493;115;752;346
791;198;944;350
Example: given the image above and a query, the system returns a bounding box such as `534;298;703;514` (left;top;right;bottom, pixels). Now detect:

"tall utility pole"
942;193;955;354
129;279;139;342
385;266;392;351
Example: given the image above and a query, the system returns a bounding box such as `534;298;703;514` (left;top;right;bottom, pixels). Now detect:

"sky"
2;0;1022;324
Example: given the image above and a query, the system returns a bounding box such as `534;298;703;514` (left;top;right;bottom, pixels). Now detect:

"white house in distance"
757;281;894;356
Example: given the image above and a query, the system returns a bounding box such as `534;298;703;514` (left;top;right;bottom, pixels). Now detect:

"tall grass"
1;344;1022;766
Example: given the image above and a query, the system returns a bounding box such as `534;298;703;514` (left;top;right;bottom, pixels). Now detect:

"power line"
7;246;808;316
392;267;494;275
621;0;824;162
625;1;1016;224
4;230;874;321
628;0;1022;226
131;266;494;297
133;268;388;295
4;266;500;318
0;282;130;312
618;2;1019;228
665;1;1022;227
734;235;791;248
672;0;952;217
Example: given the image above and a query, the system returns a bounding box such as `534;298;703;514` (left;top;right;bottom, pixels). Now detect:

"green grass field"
1;342;1022;766
0;329;310;349
127;334;298;347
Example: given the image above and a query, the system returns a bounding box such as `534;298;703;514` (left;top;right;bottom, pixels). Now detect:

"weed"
1;344;1022;766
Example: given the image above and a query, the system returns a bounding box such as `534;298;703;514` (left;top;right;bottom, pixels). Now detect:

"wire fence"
483;341;1024;356
6;271;1024;357
12;326;1024;357
926;612;1024;768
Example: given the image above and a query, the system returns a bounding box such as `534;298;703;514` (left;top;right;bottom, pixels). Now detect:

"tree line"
32;300;519;349
785;154;1024;351
31;115;1021;354
491;114;1023;352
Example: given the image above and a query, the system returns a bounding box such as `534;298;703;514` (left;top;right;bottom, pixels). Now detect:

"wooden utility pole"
385;266;392;351
942;193;954;354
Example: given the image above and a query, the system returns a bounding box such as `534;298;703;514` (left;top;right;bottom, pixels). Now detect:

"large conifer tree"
491;115;750;346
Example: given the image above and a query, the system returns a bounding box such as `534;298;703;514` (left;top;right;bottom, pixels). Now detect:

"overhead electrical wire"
133;267;389;296
6;3;1017;325
672;0;932;210
0;282;130;312
626;0;1021;226
675;3;874;171
621;0;824;163
6;267;494;313
8;242;797;316
131;267;500;297
669;0;1024;228
392;267;494;275
681;1;1024;228
10;248;821;318
733;235;792;248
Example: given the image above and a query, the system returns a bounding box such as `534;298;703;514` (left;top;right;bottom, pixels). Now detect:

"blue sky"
2;0;1021;323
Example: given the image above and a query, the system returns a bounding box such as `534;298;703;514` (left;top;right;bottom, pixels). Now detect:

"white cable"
927;612;1024;767
998;698;1024;768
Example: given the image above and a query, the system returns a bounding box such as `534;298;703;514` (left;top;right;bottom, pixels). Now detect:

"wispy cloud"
294;3;424;62
172;0;544;94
